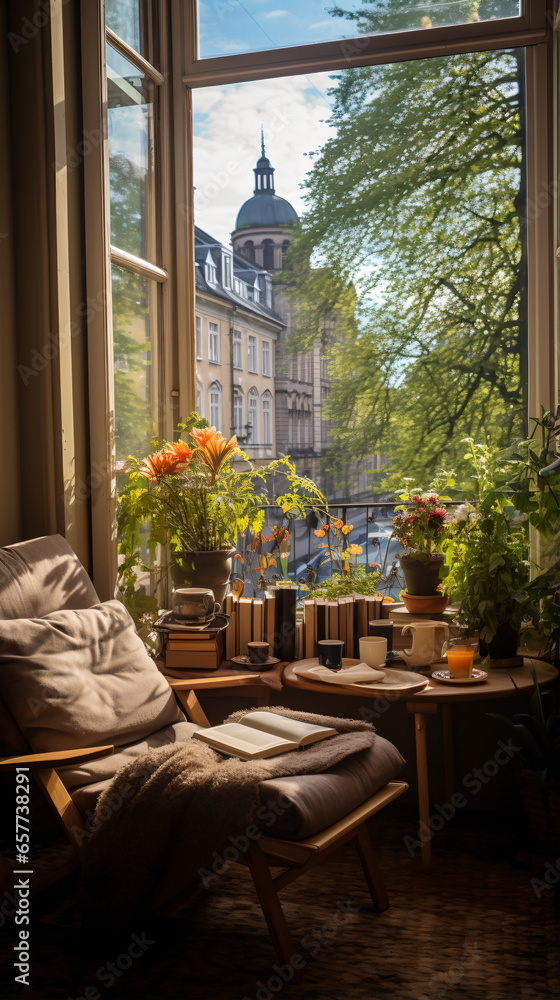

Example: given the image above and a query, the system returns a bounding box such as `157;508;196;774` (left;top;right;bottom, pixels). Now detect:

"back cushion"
0;535;99;621
0;600;183;751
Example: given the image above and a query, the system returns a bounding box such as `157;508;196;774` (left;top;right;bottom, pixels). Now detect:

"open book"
192;711;337;760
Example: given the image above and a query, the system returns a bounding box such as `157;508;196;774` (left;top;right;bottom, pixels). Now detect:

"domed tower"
231;131;298;273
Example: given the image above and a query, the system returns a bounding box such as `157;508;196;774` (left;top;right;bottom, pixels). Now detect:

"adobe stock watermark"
530;855;560;899
404;739;521;856
17;289;107;386
418;941;481;1000
198;793;294;887
8;0;72;54
241;900;360;999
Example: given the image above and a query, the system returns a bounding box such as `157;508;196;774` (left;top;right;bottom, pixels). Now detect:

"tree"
283;3;526;486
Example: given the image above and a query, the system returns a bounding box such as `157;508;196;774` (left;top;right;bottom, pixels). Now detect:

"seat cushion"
0;600;183;752
66;729;405;841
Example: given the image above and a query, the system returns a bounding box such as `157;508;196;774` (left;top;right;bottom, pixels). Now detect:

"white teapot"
400;620;449;667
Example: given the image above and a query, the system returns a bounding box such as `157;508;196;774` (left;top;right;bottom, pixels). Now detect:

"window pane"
112;265;154;461
197;0;520;59
106;0;146;55
107;43;154;259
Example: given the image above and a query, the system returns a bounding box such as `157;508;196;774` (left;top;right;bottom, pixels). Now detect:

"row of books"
302;595;386;660
222;592;302;661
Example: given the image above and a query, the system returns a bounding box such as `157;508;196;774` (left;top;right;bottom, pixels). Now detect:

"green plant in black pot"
489;668;560;848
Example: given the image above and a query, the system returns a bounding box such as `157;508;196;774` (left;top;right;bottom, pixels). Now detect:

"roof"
194;225;284;328
235;193;299;230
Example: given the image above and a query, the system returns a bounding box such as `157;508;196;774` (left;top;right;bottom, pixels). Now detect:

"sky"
192;72;337;246
197;0;363;58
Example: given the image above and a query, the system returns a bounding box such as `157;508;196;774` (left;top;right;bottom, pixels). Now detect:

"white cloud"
263;8;289;16
193;73;336;247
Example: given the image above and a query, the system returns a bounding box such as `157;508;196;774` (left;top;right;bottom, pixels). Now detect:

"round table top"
283;657;558;704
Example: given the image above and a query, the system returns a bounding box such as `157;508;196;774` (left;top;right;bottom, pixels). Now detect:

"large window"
106;2;166;464
209;322;220;363
262;390;272;445
196;315;202;359
262;340;271;377
233;330;242;369
248;388;259;443
210;381;222;429
233;387;243;435
248;335;258;373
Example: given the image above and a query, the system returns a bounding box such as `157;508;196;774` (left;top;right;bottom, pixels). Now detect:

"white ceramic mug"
171;588;220;621
359;636;387;669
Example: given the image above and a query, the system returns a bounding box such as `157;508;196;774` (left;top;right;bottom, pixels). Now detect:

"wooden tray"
293;658;429;694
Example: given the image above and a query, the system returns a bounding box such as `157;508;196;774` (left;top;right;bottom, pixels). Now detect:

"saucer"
431;668;488;685
230;655;280;672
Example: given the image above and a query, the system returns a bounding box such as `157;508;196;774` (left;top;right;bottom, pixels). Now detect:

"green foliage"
304;567;381;601
283;34;526;483
489;668;560;783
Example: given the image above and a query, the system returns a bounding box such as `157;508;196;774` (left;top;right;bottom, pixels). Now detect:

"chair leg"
353;823;389;913
247;842;296;966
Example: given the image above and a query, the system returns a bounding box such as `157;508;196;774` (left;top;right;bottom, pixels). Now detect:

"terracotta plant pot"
401;592;449;614
399;554;445;596
479;620;523;667
171;548;235;610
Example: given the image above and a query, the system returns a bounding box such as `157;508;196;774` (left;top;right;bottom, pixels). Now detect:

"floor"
1;807;558;1000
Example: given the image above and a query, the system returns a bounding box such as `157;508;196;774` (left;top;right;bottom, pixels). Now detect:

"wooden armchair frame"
0;686;407;968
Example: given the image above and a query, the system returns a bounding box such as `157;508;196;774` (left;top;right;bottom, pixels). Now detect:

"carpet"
0;807;558;1000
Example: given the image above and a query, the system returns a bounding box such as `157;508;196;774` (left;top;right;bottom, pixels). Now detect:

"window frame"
209;379;222;429
262;389;272;445
208;320;220;363
233;329;242;370
248;386;259;443
262;339;271;377
248;333;258;373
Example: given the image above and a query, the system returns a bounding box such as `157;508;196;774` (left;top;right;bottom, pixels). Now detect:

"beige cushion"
0;534;99;621
0;600;183;752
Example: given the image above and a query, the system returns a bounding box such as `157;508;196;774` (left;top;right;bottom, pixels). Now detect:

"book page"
240;712;336;746
195;722;294;754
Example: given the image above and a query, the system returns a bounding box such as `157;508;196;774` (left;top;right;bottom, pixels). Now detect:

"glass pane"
106;0;145;54
193;49;527;499
107;43;154;259
112;265;155;461
197;0;520;59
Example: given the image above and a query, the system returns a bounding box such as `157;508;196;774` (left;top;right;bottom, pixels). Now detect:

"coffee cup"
247;641;270;664
317;640;344;671
359;636;387;669
171;588;220;622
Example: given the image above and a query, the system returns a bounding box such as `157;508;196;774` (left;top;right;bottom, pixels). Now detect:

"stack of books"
302;595;385;659
223;592;277;660
163;630;223;670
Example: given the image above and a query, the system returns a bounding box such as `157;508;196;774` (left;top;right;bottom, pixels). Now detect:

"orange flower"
341;524;353;535
165;440;194;468
331;518;344;529
314;529;326;537
346;544;362;555
139;450;187;481
190;426;239;475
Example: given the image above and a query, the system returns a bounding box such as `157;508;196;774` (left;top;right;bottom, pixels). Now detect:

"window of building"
222;253;232;288
262;391;272;444
233;329;242;369
248;388;258;443
209;322;220;363
205;252;217;284
196;315;202;359
262;239;274;270
210;381;222;429
233;387;243;434
262;340;271;376
248;335;258;372
196;380;203;414
243;240;255;263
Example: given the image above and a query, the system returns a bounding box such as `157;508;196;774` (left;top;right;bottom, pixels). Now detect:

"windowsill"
196;355;203;361
233;364;243;371
248;368;259;375
263;372;271;378
209;360;222;365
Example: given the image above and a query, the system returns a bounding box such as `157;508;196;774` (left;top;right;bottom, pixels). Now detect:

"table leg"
442;704;454;802
414;712;432;874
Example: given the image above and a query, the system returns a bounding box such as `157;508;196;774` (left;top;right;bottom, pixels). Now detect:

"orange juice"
446;647;474;677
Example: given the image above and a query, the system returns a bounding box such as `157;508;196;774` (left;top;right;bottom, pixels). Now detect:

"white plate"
293;659;429;693
431;668;488;685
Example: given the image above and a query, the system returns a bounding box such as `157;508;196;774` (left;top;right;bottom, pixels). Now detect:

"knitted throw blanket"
80;707;376;920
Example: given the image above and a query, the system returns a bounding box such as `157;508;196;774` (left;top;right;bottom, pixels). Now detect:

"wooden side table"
283;657;558;873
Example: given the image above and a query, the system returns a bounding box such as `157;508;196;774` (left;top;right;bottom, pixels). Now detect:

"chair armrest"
0;746;114;772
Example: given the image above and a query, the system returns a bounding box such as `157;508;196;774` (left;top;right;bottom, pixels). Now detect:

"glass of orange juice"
444;637;476;678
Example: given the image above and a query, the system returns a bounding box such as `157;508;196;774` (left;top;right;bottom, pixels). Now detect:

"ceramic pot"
401;592;449;614
400;554;445;596
479;620;522;667
171;548;235;610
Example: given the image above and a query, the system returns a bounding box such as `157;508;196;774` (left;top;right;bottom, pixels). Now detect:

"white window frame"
248;334;258;373
209;321;220;363
248;387;259;443
222;252;232;288
262;339;271;376
233;386;243;434
233;329;242;369
262;390;272;444
210;380;222;429
196;314;202;359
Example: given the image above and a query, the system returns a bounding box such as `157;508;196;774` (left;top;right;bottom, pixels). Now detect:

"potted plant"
118;413;326;608
299;517;381;600
392;484;454;612
489;668;560;851
450;436;559;665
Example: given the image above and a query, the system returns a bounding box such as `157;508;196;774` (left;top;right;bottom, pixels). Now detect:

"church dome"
235;193;298;230
234;134;298;231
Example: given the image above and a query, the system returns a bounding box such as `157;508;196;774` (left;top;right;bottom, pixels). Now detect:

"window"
196;380;203;414
205;252;217;284
196;315;202;359
262;340;271;376
262;239;274;270
233;387;243;435
262;391;272;445
243;240;255;263
248;388;258;443
222;253;232;288
248;335;258;372
233;329;242;369
209;322;220;363
210;381;222;429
